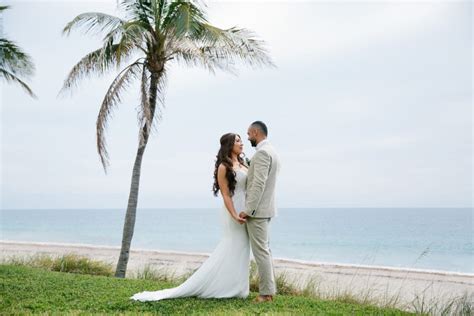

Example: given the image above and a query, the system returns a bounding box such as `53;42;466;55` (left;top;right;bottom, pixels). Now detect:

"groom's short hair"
251;121;268;136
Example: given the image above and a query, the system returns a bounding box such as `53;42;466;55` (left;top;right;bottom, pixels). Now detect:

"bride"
130;133;250;301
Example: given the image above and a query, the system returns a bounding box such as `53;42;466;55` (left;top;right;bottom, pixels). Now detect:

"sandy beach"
1;240;472;311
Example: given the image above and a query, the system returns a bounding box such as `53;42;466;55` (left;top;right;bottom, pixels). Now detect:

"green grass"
0;264;414;315
1;253;114;276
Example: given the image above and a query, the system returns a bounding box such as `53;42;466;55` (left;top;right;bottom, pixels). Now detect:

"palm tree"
59;0;274;278
0;5;37;98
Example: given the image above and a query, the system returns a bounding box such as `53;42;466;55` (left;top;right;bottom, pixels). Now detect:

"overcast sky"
1;0;472;209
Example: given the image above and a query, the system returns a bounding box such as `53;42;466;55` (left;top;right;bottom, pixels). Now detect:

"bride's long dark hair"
213;133;245;197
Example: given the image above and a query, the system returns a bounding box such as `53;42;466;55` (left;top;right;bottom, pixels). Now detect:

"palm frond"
0;5;10;12
165;24;274;74
115;20;153;57
197;24;275;69
62;12;125;36
137;67;167;147
161;2;274;73
0;37;37;98
166;38;237;75
162;0;208;38
0;38;35;77
58;41;138;97
0;68;37;98
60;12;144;97
119;0;155;34
152;69;167;130
150;0;167;32
96;60;144;173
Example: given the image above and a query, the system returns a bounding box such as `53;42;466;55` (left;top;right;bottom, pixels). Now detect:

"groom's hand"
239;211;249;219
233;213;246;224
236;217;246;224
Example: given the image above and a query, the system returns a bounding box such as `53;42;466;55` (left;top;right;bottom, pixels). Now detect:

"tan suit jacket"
244;141;280;218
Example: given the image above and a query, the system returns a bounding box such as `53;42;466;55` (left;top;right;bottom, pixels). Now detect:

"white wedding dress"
130;168;250;301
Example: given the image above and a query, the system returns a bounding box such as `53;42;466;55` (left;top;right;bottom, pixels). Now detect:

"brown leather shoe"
253;295;273;303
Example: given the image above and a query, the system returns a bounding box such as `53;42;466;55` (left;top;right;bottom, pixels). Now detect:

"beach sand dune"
1;240;472;311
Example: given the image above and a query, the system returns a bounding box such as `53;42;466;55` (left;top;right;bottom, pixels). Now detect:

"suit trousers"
246;217;276;295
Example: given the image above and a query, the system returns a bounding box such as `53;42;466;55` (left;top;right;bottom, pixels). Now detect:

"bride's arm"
217;164;246;224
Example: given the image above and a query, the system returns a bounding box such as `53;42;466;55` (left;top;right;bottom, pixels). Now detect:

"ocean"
1;208;472;273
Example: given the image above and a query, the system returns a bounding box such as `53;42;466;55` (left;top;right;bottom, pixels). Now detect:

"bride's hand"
233;214;246;224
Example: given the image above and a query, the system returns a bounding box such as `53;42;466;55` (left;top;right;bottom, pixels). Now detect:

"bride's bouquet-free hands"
233;213;246;224
238;211;249;223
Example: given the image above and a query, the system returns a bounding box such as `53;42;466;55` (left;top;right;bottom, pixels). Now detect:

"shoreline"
1;240;473;310
1;239;472;277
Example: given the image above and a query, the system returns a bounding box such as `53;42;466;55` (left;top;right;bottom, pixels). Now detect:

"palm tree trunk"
114;71;160;278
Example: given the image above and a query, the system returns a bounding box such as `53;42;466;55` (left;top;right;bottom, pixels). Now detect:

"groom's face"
247;127;258;147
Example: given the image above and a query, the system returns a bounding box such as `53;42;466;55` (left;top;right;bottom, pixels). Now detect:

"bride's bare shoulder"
217;163;228;177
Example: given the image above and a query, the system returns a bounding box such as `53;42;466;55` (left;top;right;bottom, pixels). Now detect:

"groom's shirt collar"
256;139;269;151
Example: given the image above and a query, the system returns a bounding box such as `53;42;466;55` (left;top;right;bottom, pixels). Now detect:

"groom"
239;121;280;303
